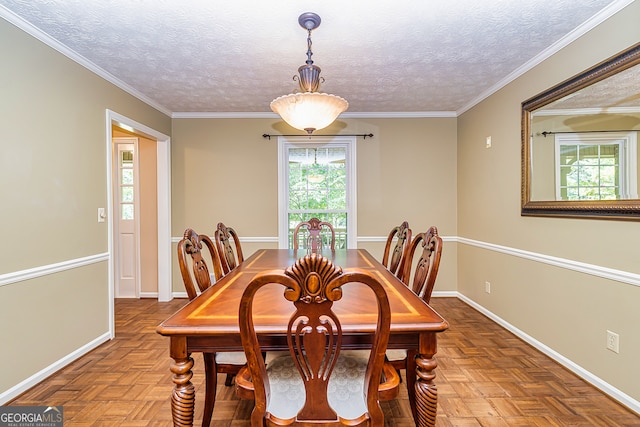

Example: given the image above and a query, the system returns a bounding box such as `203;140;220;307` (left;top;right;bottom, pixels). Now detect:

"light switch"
486;136;492;148
98;208;106;222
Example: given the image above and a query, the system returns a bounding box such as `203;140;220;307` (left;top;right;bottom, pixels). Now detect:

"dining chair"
292;217;336;253
385;225;443;417
177;228;249;427
214;222;244;274
234;253;400;427
381;221;412;280
401;226;443;303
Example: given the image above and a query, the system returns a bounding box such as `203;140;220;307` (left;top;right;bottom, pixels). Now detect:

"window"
555;132;637;200
278;137;357;249
119;148;135;219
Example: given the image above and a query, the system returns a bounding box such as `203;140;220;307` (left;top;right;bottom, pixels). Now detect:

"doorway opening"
106;110;171;338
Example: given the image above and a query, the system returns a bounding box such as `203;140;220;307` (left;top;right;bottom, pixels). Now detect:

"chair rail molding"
0;253;109;287
457;236;640;288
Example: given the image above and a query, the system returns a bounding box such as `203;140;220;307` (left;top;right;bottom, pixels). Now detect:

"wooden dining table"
157;248;449;427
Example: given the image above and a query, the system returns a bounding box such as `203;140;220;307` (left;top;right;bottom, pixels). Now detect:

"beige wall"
138;134;159;294
0;18;170;395
171;117;458;294
457;1;640;403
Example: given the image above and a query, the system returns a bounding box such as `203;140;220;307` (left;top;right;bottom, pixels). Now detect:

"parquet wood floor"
7;297;639;426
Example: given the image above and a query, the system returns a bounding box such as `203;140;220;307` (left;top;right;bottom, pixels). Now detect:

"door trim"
105;110;172;338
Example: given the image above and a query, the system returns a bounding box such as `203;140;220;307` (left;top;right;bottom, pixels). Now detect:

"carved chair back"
401;226;443;303
214;222;244;274
292;218;336;253
177;228;223;300
237;254;397;426
381;221;412;280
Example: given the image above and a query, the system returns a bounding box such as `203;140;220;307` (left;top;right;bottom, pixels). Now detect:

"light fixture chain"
306;29;314;65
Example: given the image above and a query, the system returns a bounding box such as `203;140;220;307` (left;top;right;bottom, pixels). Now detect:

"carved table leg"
415;353;438;427
414;334;438;427
170;337;195;427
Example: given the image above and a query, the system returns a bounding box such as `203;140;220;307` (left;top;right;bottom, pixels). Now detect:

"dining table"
156;248;449;427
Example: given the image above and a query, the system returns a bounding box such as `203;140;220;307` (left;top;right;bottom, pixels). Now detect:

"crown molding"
171;112;276;119
171;111;457;119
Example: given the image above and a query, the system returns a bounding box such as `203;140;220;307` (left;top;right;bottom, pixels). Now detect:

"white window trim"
278;136;357;249
554;131;638;200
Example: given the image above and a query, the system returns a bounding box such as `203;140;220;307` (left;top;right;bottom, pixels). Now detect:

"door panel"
113;139;139;298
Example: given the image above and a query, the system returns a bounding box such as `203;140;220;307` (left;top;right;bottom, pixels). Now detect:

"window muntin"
287;146;347;249
278;137;356;249
555;132;637;201
119;148;135;219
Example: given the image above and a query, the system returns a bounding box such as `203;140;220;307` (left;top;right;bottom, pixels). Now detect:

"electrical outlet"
606;330;619;353
485;281;491;293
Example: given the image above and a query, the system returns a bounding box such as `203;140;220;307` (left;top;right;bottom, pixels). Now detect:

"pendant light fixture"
270;12;348;134
307;148;325;184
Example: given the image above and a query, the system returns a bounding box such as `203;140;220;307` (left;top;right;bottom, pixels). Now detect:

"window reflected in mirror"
522;41;640;219
529;131;637;201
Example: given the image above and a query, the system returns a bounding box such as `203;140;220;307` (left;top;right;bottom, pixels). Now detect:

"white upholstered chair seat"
385;349;407;362
214;351;247;365
265;351;370;420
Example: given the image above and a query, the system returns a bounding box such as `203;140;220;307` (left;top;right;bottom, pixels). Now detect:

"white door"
113;138;140;298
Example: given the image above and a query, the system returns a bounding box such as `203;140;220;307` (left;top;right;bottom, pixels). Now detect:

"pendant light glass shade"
271;12;348;134
270;92;348;134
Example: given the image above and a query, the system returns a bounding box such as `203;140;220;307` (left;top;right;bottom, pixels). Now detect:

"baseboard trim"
449;293;640;416
139;292;159;298
172;291;189;299
0;332;111;405
431;290;458;298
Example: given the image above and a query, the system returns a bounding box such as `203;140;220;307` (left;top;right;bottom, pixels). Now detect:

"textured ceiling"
0;0;630;116
541;65;640;111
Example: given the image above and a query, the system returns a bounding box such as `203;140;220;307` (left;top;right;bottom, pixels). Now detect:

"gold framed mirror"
522;42;640;220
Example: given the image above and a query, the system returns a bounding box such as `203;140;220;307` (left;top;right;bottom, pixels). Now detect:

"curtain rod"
262;133;374;140
539;130;639;137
